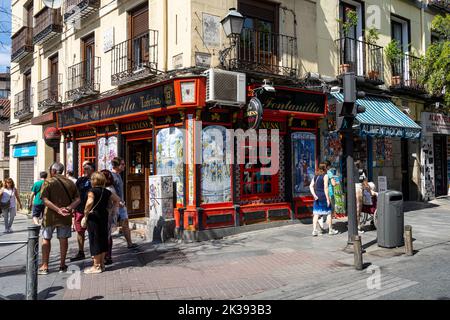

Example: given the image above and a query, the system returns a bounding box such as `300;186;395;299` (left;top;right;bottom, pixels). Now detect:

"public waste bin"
377;190;404;248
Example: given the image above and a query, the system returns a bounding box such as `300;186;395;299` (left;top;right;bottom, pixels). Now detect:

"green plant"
337;9;358;37
385;39;403;66
365;27;380;45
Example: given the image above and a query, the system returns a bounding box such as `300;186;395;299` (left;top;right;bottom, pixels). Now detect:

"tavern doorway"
125;138;153;218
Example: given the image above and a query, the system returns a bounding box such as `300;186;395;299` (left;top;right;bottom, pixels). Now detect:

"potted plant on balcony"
385;39;403;86
407;54;424;89
337;9;358;74
365;27;380;80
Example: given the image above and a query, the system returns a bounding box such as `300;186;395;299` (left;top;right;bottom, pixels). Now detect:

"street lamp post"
219;8;245;68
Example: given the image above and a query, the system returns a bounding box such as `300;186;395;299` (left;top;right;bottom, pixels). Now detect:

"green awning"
330;93;422;139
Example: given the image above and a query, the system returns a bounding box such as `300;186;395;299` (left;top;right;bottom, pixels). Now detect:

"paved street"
1;197;449;300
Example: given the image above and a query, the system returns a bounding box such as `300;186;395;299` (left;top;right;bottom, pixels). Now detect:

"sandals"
83;265;103;274
38;268;49;275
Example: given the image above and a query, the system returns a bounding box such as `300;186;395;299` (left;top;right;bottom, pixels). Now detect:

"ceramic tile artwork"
292;132;316;197
66;142;74;172
201;126;232;204
149;175;174;220
156;128;184;205
98;136;118;171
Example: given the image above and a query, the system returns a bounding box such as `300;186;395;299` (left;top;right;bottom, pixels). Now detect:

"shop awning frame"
330;93;422;139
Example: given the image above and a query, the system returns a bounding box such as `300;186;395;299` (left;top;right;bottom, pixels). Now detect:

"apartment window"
391;16;410;79
49;54;59;101
0;89;9;98
129;4;149;71
4;133;9;158
24;70;32;109
82;34;95;86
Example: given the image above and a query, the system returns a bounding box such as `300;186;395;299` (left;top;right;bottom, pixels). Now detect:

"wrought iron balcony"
66;57;100;101
389;54;426;93
38;74;62;112
33;7;63;45
63;0;100;23
111;30;159;86
227;28;298;78
336;37;384;85
11;27;33;63
428;0;450;13
14;89;33;120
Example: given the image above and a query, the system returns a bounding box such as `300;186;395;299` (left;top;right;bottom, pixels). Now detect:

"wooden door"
80;144;96;175
49;55;59;101
24;71;31;108
82;34;95;87
126;139;151;218
129;5;149;71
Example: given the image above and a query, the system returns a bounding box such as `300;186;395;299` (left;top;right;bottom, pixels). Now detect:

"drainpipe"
421;1;425;54
163;0;168;72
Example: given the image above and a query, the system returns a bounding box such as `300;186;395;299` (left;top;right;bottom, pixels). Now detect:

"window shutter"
131;6;149;38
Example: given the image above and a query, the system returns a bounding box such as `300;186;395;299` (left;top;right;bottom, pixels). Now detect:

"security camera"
330;86;341;94
263;84;276;92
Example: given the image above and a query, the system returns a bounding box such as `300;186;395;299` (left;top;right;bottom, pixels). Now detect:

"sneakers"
58;265;68;273
70;252;86;262
312;230;319;237
318;218;325;231
328;229;339;235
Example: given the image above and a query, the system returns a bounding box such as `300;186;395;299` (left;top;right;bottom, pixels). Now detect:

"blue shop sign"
13;142;37;158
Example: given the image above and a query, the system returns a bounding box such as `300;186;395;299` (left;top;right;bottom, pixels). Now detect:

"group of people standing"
23;157;137;275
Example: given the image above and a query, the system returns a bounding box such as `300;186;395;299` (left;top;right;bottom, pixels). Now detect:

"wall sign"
58;83;175;128
245;97;263;129
121;120;152;133
378;176;387;192
421;112;450;135
44;127;61;148
260;88;326;115
202;13;220;47
13;142;37;158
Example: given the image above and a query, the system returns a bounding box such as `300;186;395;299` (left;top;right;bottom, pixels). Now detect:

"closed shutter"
131;6;148;38
19;158;34;194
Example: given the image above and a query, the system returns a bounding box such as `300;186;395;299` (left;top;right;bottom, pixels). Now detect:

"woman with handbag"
0;178;23;233
81;172;120;274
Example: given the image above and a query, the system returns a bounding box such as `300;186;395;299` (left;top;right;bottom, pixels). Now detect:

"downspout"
420;1;425;54
163;0;168;72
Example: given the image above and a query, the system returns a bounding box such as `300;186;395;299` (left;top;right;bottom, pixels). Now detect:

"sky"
0;0;11;70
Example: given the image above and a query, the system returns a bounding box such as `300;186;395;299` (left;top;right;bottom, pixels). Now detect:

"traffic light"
336;73;366;131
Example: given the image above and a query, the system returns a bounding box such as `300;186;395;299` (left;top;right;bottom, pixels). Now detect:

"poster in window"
292;132;316;196
156;128;184;205
201;126;232;204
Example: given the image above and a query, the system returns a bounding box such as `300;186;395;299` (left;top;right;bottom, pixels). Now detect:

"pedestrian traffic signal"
335;72;366;131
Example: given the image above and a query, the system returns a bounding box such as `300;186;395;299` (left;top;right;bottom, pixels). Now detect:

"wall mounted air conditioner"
204;69;246;107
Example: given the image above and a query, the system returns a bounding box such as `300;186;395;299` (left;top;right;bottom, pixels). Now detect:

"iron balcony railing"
228;28;298;78
37;74;62;111
390;54;425;92
111;30;159;86
14;89;33;120
66;57;100;100
336;37;384;84
428;0;450;12
63;0;100;22
33;7;63;45
11;27;33;63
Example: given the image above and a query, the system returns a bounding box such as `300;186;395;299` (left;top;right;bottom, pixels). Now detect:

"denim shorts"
118;207;128;221
42;225;72;240
32;204;45;218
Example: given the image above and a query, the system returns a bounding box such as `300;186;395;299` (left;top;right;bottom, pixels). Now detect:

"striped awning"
330;93;422;139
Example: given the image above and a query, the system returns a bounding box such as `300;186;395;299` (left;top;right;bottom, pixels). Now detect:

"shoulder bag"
81;188;104;229
0;189;11;210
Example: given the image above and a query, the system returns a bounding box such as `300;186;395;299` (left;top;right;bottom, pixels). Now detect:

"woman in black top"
82;172;120;274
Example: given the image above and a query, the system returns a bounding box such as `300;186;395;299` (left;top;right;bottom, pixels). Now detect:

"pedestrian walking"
70;162;94;262
38;162;80;275
310;163;338;236
29;171;48;225
111;157;137;249
81;171;120;274
0;178;23;233
101;169;119;265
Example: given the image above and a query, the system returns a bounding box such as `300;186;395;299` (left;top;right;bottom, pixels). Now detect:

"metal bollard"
234;205;240;227
404;225;413;256
352;235;363;270
26;225;40;300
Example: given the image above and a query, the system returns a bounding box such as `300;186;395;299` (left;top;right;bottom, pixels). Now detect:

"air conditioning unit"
204;69;246;107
